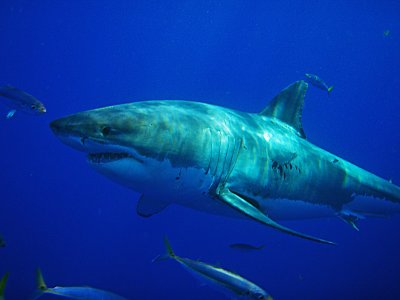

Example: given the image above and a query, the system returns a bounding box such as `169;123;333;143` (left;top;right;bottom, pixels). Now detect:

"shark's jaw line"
56;133;145;165
87;152;143;164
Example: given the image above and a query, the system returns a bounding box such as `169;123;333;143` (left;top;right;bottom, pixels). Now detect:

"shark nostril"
101;126;111;136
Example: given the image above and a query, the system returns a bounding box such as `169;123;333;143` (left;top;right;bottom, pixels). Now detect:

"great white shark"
50;81;400;245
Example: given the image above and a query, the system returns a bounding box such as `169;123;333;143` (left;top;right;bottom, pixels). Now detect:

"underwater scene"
1;1;399;299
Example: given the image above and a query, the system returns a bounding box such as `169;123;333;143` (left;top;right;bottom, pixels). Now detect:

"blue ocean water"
1;1;399;299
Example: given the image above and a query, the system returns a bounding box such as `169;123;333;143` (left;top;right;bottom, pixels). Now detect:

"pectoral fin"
136;194;170;217
6;109;16;119
218;188;335;245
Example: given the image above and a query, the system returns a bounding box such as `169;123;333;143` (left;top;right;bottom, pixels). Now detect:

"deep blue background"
1;1;399;299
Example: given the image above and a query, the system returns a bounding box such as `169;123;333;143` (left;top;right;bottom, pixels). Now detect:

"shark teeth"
87;152;133;164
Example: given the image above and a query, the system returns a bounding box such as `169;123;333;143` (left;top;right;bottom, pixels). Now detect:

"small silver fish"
33;268;127;300
304;73;333;95
0;272;9;300
0;85;46;119
155;237;272;300
230;243;265;252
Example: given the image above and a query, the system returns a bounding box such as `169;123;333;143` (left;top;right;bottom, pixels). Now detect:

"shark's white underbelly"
149;164;337;220
151;164;337;220
91;157;400;222
175;195;337;220
343;194;400;216
259;198;335;220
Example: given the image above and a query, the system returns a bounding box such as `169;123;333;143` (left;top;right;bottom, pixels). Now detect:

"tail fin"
164;236;176;258
151;236;177;263
0;272;9;300
36;268;47;291
29;268;48;300
327;86;334;95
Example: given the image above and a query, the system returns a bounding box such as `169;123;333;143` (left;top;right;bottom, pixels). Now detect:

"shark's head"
50;101;184;191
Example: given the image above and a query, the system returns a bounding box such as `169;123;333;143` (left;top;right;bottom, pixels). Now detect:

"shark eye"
101;126;111;136
31;105;36;110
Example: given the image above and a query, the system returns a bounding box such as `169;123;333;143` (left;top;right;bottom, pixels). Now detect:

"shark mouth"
87;152;137;164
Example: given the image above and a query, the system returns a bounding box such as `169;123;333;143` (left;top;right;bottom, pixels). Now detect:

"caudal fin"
36;268;47;291
0;272;9;300
30;268;48;300
164;236;176;258
151;236;177;263
327;86;334;95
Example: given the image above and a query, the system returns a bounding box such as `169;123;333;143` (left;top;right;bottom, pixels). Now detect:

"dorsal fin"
260;80;308;138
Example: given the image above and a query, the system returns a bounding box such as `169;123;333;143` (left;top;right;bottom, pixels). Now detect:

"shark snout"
50;114;99;152
50;113;94;137
50;113;125;154
50;105;148;157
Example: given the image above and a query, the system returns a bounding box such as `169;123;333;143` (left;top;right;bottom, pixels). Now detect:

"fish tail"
29;268;48;300
151;236;177;263
164;236;176;258
36;268;47;291
327;86;334;94
0;272;9;298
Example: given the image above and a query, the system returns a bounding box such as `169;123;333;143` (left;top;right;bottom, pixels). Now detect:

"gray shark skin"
50;81;400;245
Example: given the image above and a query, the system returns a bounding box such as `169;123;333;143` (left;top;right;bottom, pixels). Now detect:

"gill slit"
208;130;242;193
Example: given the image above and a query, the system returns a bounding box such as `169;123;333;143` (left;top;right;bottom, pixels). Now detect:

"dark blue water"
1;1;399;299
